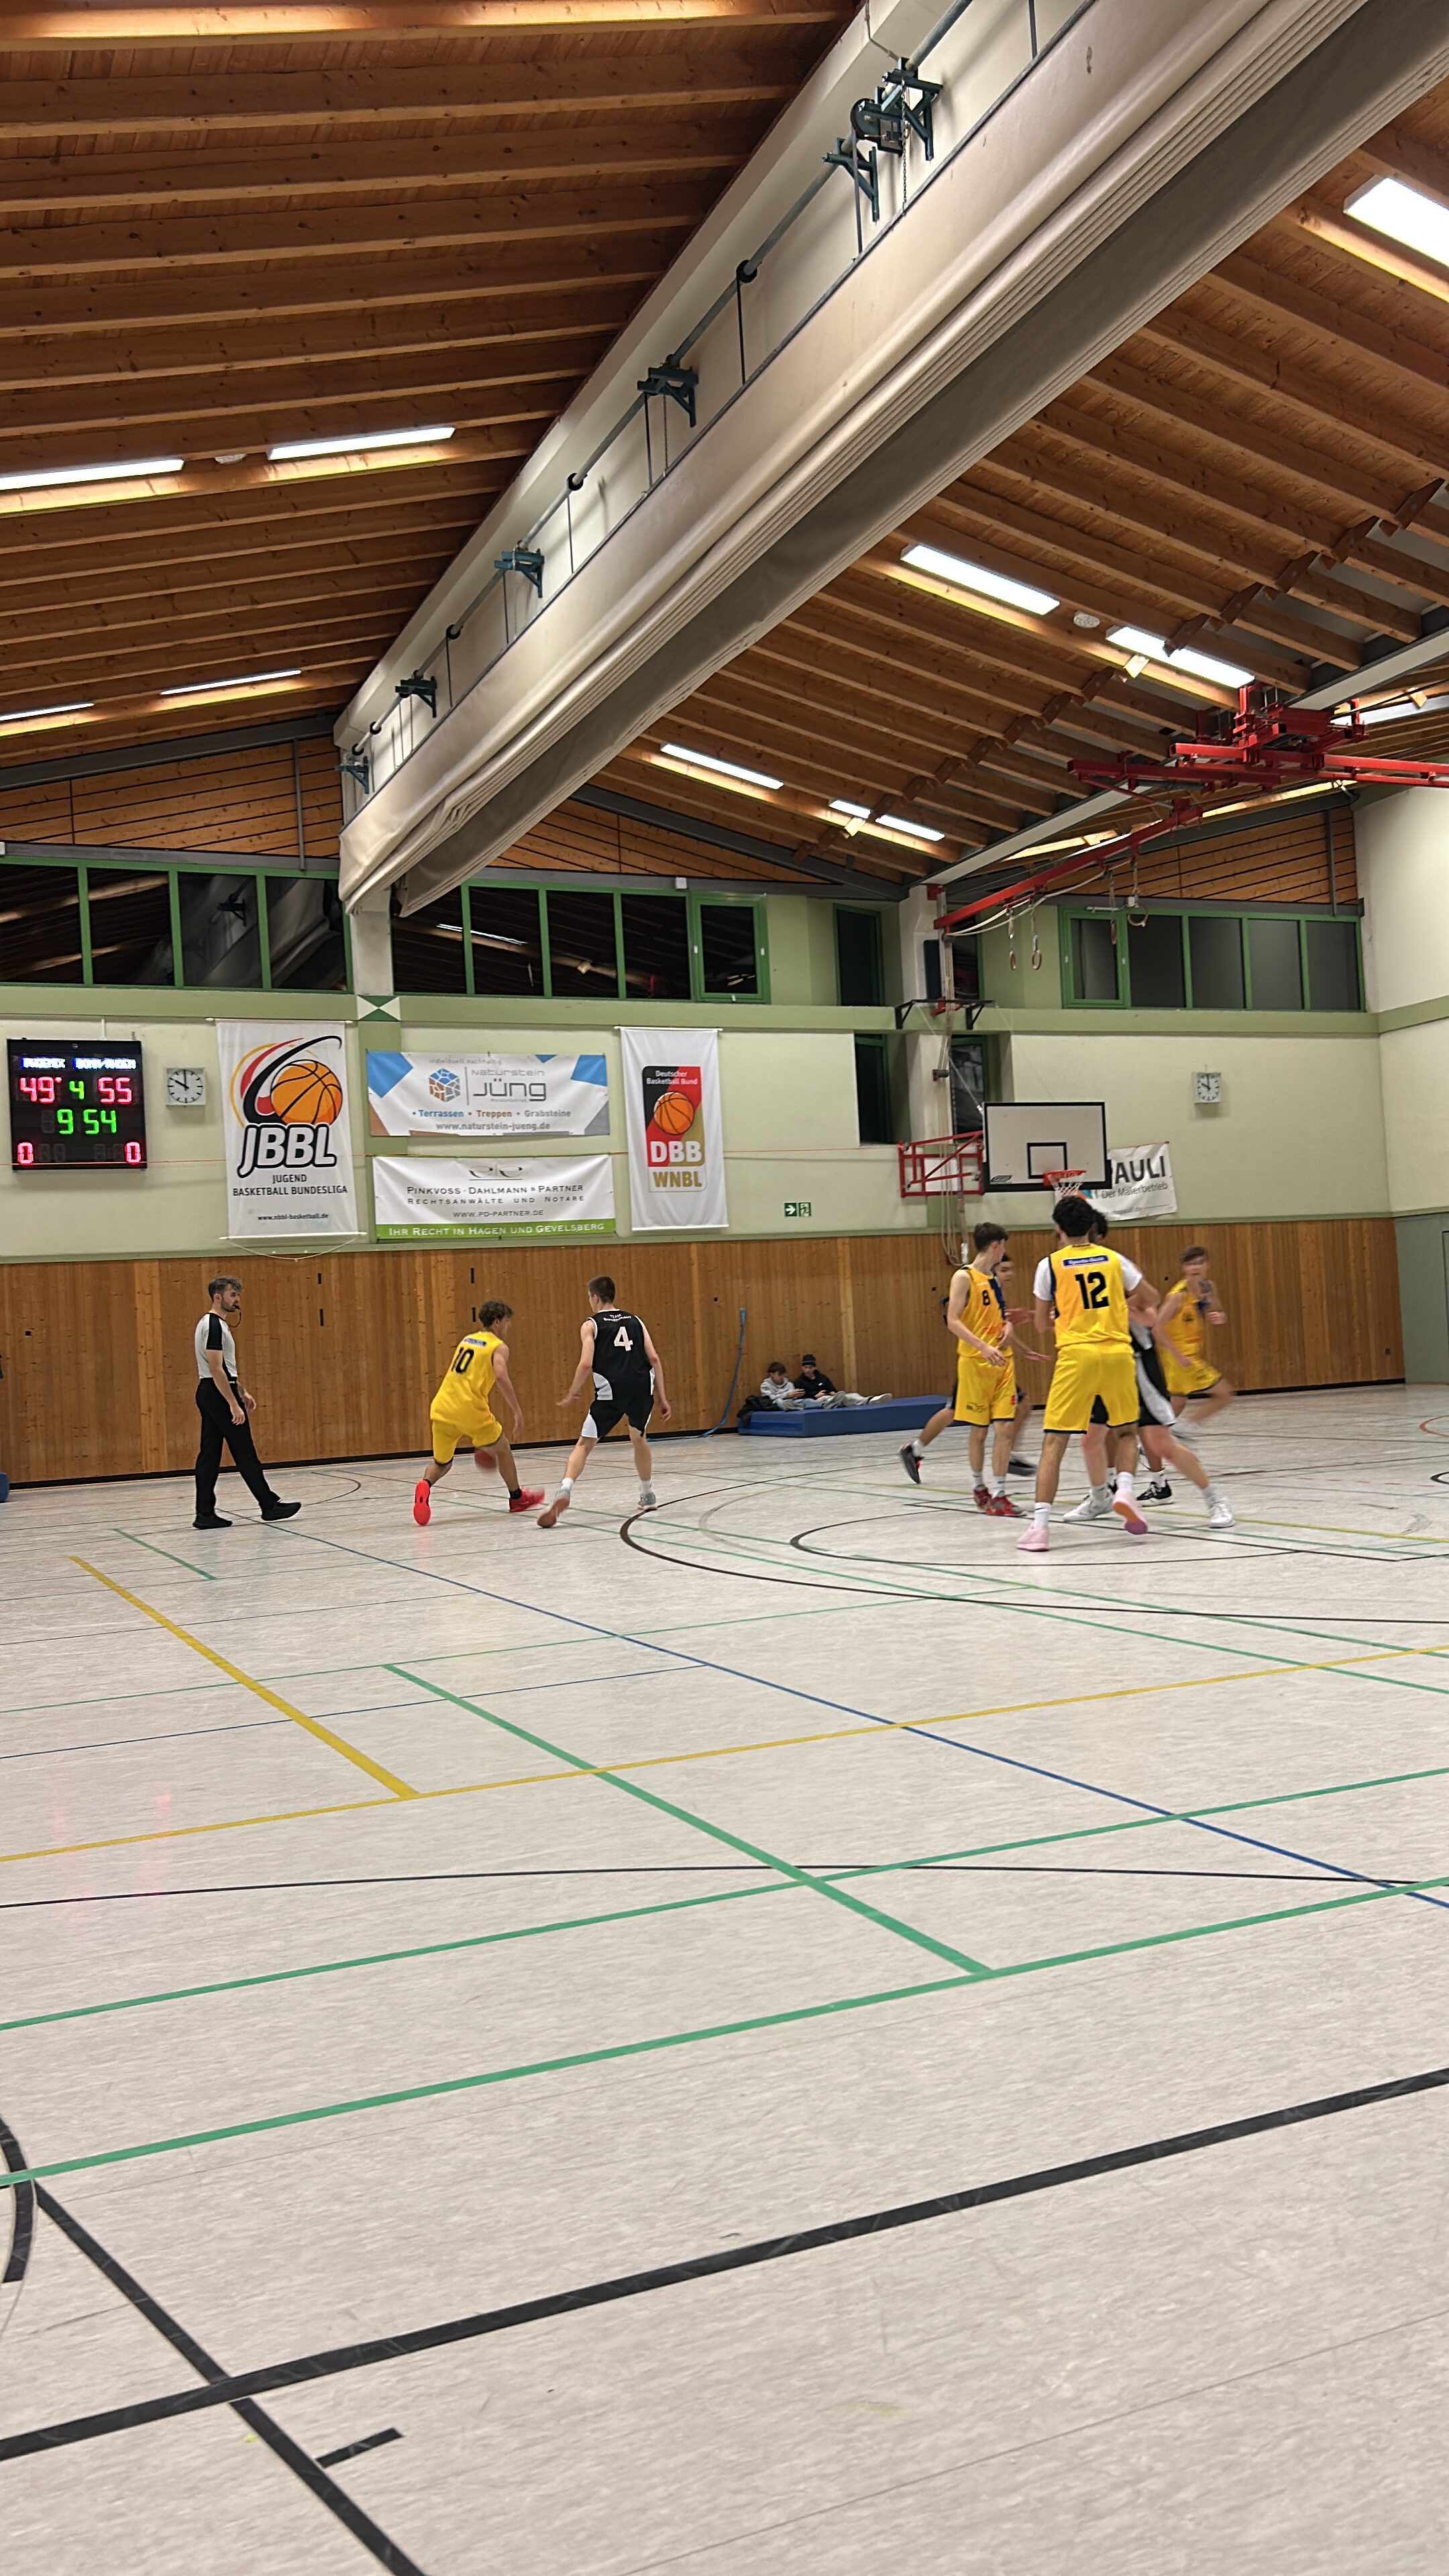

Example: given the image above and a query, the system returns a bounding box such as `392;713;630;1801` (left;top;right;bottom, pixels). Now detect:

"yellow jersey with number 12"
1048;1246;1132;1348
431;1328;502;1426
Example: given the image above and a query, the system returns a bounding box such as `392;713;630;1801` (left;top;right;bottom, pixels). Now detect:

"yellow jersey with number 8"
1048;1246;1131;1348
431;1329;502;1425
961;1265;1006;1347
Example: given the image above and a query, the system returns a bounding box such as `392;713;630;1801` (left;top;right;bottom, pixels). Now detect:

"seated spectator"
796;1352;889;1407
759;1361;807;1408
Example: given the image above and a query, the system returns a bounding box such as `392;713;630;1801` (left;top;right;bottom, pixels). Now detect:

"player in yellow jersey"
1158;1244;1236;1426
1018;1195;1156;1553
900;1223;1020;1513
413;1298;543;1525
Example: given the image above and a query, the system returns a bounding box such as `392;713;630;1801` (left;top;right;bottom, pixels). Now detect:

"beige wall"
994;1028;1389;1222
0;1002;930;1260
1359;787;1449;1015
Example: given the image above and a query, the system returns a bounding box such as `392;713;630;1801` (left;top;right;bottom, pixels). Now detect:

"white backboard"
981;1101;1108;1192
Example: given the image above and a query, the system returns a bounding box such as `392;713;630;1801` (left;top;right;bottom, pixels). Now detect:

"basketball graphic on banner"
621;1030;728;1230
652;1088;695;1139
266;1059;345;1125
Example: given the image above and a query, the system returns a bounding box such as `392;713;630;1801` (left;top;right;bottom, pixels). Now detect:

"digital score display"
7;1040;147;1170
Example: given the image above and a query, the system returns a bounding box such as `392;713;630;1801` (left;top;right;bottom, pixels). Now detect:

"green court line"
390;1666;992;1978
113;1530;216;1581
14;1741;1449;2037
1;1862;1431;2196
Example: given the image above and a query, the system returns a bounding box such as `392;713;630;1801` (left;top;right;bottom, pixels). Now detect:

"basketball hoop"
1039;1168;1088;1199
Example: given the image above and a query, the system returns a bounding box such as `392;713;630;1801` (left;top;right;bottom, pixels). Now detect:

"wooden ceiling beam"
1352;121;1449;215
684;671;1034;831
1083;354;1415;521
0;119;763;214
0;56;804;139
629;725;953;860
0;4;843;46
898;499;1311;688
0;676;358;767
0;182;714;284
1029;406;1351;555
604;749;921;877
0;610;411;698
5;287;646;388
0;344;604;455
1213;247;1449;406
0;371;575;478
0;233;684;342
724;641;1061;815
938;476;1391;655
1134;304;1449;490
0;504;483;598
0;462;503;568
0;523;473;615
0;554;456;649
0;435;529;533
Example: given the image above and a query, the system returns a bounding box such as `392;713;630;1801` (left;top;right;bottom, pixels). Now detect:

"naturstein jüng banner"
366;1049;609;1138
619;1026;728;1231
217;1022;359;1238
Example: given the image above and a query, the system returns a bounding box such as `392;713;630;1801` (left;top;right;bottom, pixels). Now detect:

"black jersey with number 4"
590;1309;652;1406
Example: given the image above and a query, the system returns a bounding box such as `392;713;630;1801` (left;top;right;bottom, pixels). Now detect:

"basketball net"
1039;1168;1088;1199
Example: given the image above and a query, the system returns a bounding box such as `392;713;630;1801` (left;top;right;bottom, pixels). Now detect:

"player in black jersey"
538;1275;671;1529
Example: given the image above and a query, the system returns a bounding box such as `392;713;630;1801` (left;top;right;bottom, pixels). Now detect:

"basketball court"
6;1391;1449;2571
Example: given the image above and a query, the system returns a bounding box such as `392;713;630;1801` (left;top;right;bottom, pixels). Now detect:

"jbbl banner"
619;1026;729;1231
372;1155;614;1240
1093;1143;1177;1221
366;1048;609;1138
217;1022;358;1238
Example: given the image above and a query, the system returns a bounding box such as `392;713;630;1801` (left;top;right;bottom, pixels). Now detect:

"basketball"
474;1443;498;1474
266;1059;344;1124
653;1088;695;1138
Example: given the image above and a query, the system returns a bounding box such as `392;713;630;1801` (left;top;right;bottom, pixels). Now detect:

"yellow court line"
1235;1513;1449;1547
9;1632;1448;1872
70;1559;419;1799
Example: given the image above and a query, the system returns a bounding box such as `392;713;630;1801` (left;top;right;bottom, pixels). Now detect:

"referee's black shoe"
262;1499;302;1521
193;1513;231;1529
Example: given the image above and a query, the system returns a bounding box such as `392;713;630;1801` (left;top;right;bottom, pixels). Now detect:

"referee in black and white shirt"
194;1275;300;1530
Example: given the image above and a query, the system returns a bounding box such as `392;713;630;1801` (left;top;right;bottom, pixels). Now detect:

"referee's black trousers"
195;1380;279;1518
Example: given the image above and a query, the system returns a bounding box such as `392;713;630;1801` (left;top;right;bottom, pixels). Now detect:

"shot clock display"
7;1040;147;1170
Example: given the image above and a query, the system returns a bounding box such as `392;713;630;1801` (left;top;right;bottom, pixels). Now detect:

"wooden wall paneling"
0;1221;1407;1485
0;741;343;868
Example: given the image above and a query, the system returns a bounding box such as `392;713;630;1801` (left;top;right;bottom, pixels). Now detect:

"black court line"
32;2189;428;2575
1;2112;36;2288
0;1861;1357;1913
318;2428;402;2469
8;2055;1449;2465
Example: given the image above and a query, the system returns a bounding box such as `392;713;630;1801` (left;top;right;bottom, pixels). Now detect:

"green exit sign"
783;1200;812;1218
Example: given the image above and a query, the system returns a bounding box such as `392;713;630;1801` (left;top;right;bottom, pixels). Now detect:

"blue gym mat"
743;1397;945;1437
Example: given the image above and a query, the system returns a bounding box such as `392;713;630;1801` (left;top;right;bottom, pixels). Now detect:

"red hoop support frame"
898;1132;985;1199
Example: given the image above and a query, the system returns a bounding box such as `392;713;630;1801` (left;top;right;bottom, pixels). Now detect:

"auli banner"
619;1026;728;1231
372;1155;614;1240
217;1021;358;1238
366;1047;609;1138
1093;1143;1177;1221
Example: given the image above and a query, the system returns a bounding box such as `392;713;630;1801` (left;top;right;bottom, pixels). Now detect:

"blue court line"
283;1525;1448;1919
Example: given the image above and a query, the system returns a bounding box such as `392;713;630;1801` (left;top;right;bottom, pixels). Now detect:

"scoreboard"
7;1040;147;1170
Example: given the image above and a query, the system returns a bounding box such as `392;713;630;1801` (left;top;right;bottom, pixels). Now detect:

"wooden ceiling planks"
0;3;851;762
607;80;1449;892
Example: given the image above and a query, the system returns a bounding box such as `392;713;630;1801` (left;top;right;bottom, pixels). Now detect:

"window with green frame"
464;882;767;1004
1060;906;1361;1013
0;854;349;992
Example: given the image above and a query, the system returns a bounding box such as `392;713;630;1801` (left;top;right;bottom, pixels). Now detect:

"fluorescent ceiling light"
1346;176;1449;268
902;542;1059;617
268;425;455;462
830;796;943;843
160;667;301;698
660;742;782;791
1108;625;1253;688
0;454;182;494
0;698;93;722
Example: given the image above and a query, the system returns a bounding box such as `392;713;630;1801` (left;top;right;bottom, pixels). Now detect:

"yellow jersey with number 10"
1048;1246;1132;1348
431;1328;502;1424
